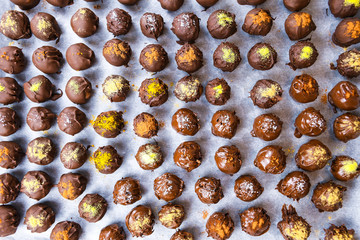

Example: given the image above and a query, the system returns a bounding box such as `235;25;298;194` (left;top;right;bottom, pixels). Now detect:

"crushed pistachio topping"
27;215;45;228
29;81;42;93
22;179;41;193
300;46;313;60
217;12;233;27
213;85;224;98
147;80;165;98
27;141;51;161
344;0;360;8
257;47;271;60
222;48;236;63
283;221;310;240
81;202;100;217
92;151;113;171
0;83;5;92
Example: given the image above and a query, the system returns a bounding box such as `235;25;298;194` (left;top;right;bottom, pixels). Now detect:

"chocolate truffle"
329;0;360;18
237;0;266;4
171;12;200;43
32;46;63;74
139;44;168;72
294;107;326;138
0;141;23;169
113;177;142;205
26;107;56;131
234;175;263;202
0;108;20;136
46;0;74;7
289;74;319;103
175;43;203;73
196;0;218;8
133;112;159;138
254;145;286;174
24;75;62;103
0;10;31;40
207;10;237;39
331;155;360;181
312;181;346;212
205;78;231;105
334;112;360;142
140;13;164;40
0;77;21;105
295;139;332;171
118;0;138;4
0;205;19;237
206;212;234;240
65;77;92;104
103;39;131;67
171;230;194;240
10;0;40;9
102;75;130;102
324;224;355;240
195;177;223;204
58;172;87;200
154;173;184;202
139;78;168;107
66;43;95;71
288;40;318;70
240;207;270;236
158;203;185;229
24;203;55;233
60;142;87;169
174;141;202;172
21;170;52;200
135;143;164;170
332;18;360;47
277;205;311;240
214;145;241;175
126;205;154;237
174;76;203;102
250;79;283;109
106;8;132;36
333;49;360;78
92;145;122;174
50;221;81;240
158;0;184;11
30;12;60;42
242;8;273;36
0;46;26;74
328;81;360;111
93;111;124;138
213;42;241;72
277;171;311;201
247;42;277;70
251;113;283;141
283;0;311;11
211;110;239;139
171;108;200;136
285;12;316;40
78;193;107;222
99;224;126;240
26;137;55;165
71;8;98;38
0;173;20;204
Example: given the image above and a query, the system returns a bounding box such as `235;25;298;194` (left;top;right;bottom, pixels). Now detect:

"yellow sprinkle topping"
1;12;17;33
27;215;45;228
103;76;125;97
81;202;100;217
159;208;183;223
147;80;165;98
22;179;41;193
37;18;52;35
260;84;280;98
93;151;113;171
68;79;80;94
341;160;358;175
93;113;122;134
342;51;360;71
177;78;200;99
257;47;271;60
27;141;51;161
300;46;313;60
344;0;360;7
131;216;151;231
320;187;341;206
284;221;310;240
222;48;236;63
29;81;42;93
62;148;80;163
213;85;224;98
217;12;233;27
0;83;5;92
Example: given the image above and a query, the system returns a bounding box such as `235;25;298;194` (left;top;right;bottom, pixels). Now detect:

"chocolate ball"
30;12;60;42
71;8;98;38
240;207;270;236
312;181;347;212
331;155;360;181
247;42;277;70
175;43;203;73
93;111;124;138
10;0;40;9
0;108;20;136
324;224;355;240
0;173;20;204
24;75;62;103
171;230;194;240
65;76;92;104
0;46;26;74
334;112;360;142
205;78;231;106
333;49;360;78
295;139;332;171
126;205;154;237
250;79;283;109
294;107;326;138
78;193;107;222
195;177;223;204
196;0;218;8
140;12;164;40
211;110;239;139
50;222;81;240
234;175;263;202
0;141;23;169
0;77;21;105
21;170;52;200
113;177;142;205
139;78;168;107
237;0;266;4
158;203;185;229
207;10;237;39
139;44;168;72
171;108;200;136
106;8;132;36
99;224;126;240
133;112;159;138
214;145;241;175
332;18;360;47
174;141;202;172
329;0;360;18
158;0;184;11
118;0;138;4
60;142;87;169
32;46;63;74
289;74;319;103
46;0;74;7
0;205;20;237
24;203;55;233
288;40;318;70
66;43;95;71
0;10;31;40
285;12;316;40
254;145;286;174
103;39;131;67
328;81;360;111
283;0;311;11
251;113;283;141
213;42;241;72
206;212;234;240
242;8;273;36
277;171;311;201
154;173;184;202
58;107;86;135
26;137;55;165
171;12;200;43
26;107;56;131
277;205;311;240
102;75;130;102
174;76;203;102
135;143;163;170
92;145;122;174
58;172;87;200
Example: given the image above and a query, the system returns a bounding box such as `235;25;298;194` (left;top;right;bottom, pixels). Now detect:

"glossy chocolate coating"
103;39;131;67
240;207;270;236
311;181;347;212
139;78;168;107
196;0;218;7
334;112;360;142
24;75;62;103
0;141;23;169
288;40;318;70
171;12;200;43
139;44;168;72
66;43;95;71
206;78;231;105
254;145;286;174
0;108;19;136
102;75;130;102
78;193;107;222
32;46;63;74
277;171;311;201
211;110;239;139
58;106;87;135
113;177;142;205
285;12;316;40
294;107;326;138
135;143;163;170
26;137;55;165
215;145;242;175
213;42;241;72
71;8;98;38
118;0;138;4
207;10;237;39
334;49;360;78
106;8;132;36
328;81;360;111
329;0;360;18
30;12;60;42
0;173;20;204
174;76;203;102
158;203;185;229
65;76;92;104
11;0;40;9
0;77;21;105
234;175;263;202
50;221;81;240
206;212;234;240
154;173;184;201
331;155;360;181
60;142;87;169
251;113;282;141
250;79;283;109
58;172;87;200
24;203;55;233
133;112;159;138
93;111;124;138
0;205;20;237
283;0;311;11
158;0;184;11
295;139;332;171
195;177;223;204
0;46;26;74
171;230;194;240
171;108;200;136
332;18;360;47
277;205;311;240
237;0;266;4
0;10;31;40
289;74;319;103
92;145;122;174
174;141;202;172
26;107;56;131
324;224;355;240
126;205;154;237
247;42;277;70
46;0;73;7
175;43;203;73
140;13;164;40
20;170;52;200
242;8;273;36
99;224;126;240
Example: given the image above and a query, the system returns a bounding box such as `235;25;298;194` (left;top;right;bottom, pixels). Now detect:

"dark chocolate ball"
92;145;122;174
135;143;163;170
60;142;87;169
71;8;98;38
175;43;203;73
26;137;55;165
240;207;270;236
196;0;218;8
276;171;311;201
58;172;87;200
173;141;202;172
324;224;355;240
328;81;360;111
118;0;138;4
30;12;60;42
103;39;131;67
140;13;164;40
102;75;130;102
158;203;185;229
0;10;31;40
57;107;87;135
285;12;316;40
277;205;311;240
234;175;263;202
195;177;223;204
0;108;20;137
65;76;92;104
10;0;40;9
294;107;326;138
0;46;26;74
289;74;319;103
206;212;234;240
251;113;283;141
333;112;360;142
24;203;55;233
254;145;286;174
311;181;347;212
93;111;124;138
250;79;283;109
0;205;20;237
32;46;63;74
0;77;21;105
106;8;132;36
242;8;273;36
78;193;107;222
171;12;200;43
99;224;126;240
0;173;20;204
158;0;184;11
247;42;277;70
171;230;194;240
46;0;74;7
171;108;200;136
295;139;332;171
329;0;360;18
0;141;23;169
333;49;360;78
138;78;168;107
332;18;360;47
331;155;360;181
213;42;241;72
66;43;95;71
207;10;237;39
24;75;62;103
133;112;159;138
113;177;141;205
154;173;184;202
26;107;56;131
20;170;52;200
214;145;242;175
237;0;266;5
283;0;311;11
288;40;318;70
50;221;81;240
126;205;154;237
174;76;203;102
211;110;239;139
139;44;168;72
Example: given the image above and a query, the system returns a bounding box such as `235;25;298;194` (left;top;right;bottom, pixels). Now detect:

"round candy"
334;49;360;78
0;46;26;74
242;8;273;36
251;113;283;141
206;212;234;240
30;12;60;42
195;177;223;204
294;107;326;138
283;0;311;11
92;145;122;174
240;207;270;236
154;173;184;202
324;224;355;240
288;40;318;70
196;0;218;8
0;77;21;105
71;8;98;38
333;113;360;142
93;111;124;138
106;8;132;36
66;43;95;71
0;10;31;40
174;141;202;172
250;79;283;109
46;0;74;7
328;81;360;111
254;145;286;174
99;224;126;240
174;76;203;102
24;75;62;103
213;42;241;72
0;205;20;237
285;12;316;40
78;193;107;222
171;12;200;43
158;0;184;11
65;76;92;104
332;18;360;47
60;142;87;169
58;172;87;200
32;46;63;74
247;42;277;71
311;181;347;212
138;78;168;107
113;177;141;205
57;107;87;135
175;43;203;73
211;110;239;139
234;175;263;202
102;75;130;102
289;74;319;103
0;141;23;169
26;107;56;131
135;143;163;170
331;155;360;181
329;0;360;18
126;205;154;237
207;10;237;39
277;205;311;240
171;230;194;240
10;0;40;9
171;108;200;136
0;108;20;136
24;203;55;233
237;0;266;4
158;203;185;229
276;171;311;200
295;139;332;171
214;145;242;175
139;44;168;72
50;221;81;240
20;171;52;200
26;137;55;165
103;39;131;67
140;12;164;40
133;112;159;138
205;78;231;106
118;0;138;4
0;173;20;204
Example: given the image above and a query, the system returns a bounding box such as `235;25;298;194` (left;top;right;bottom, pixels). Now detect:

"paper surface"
0;0;359;239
